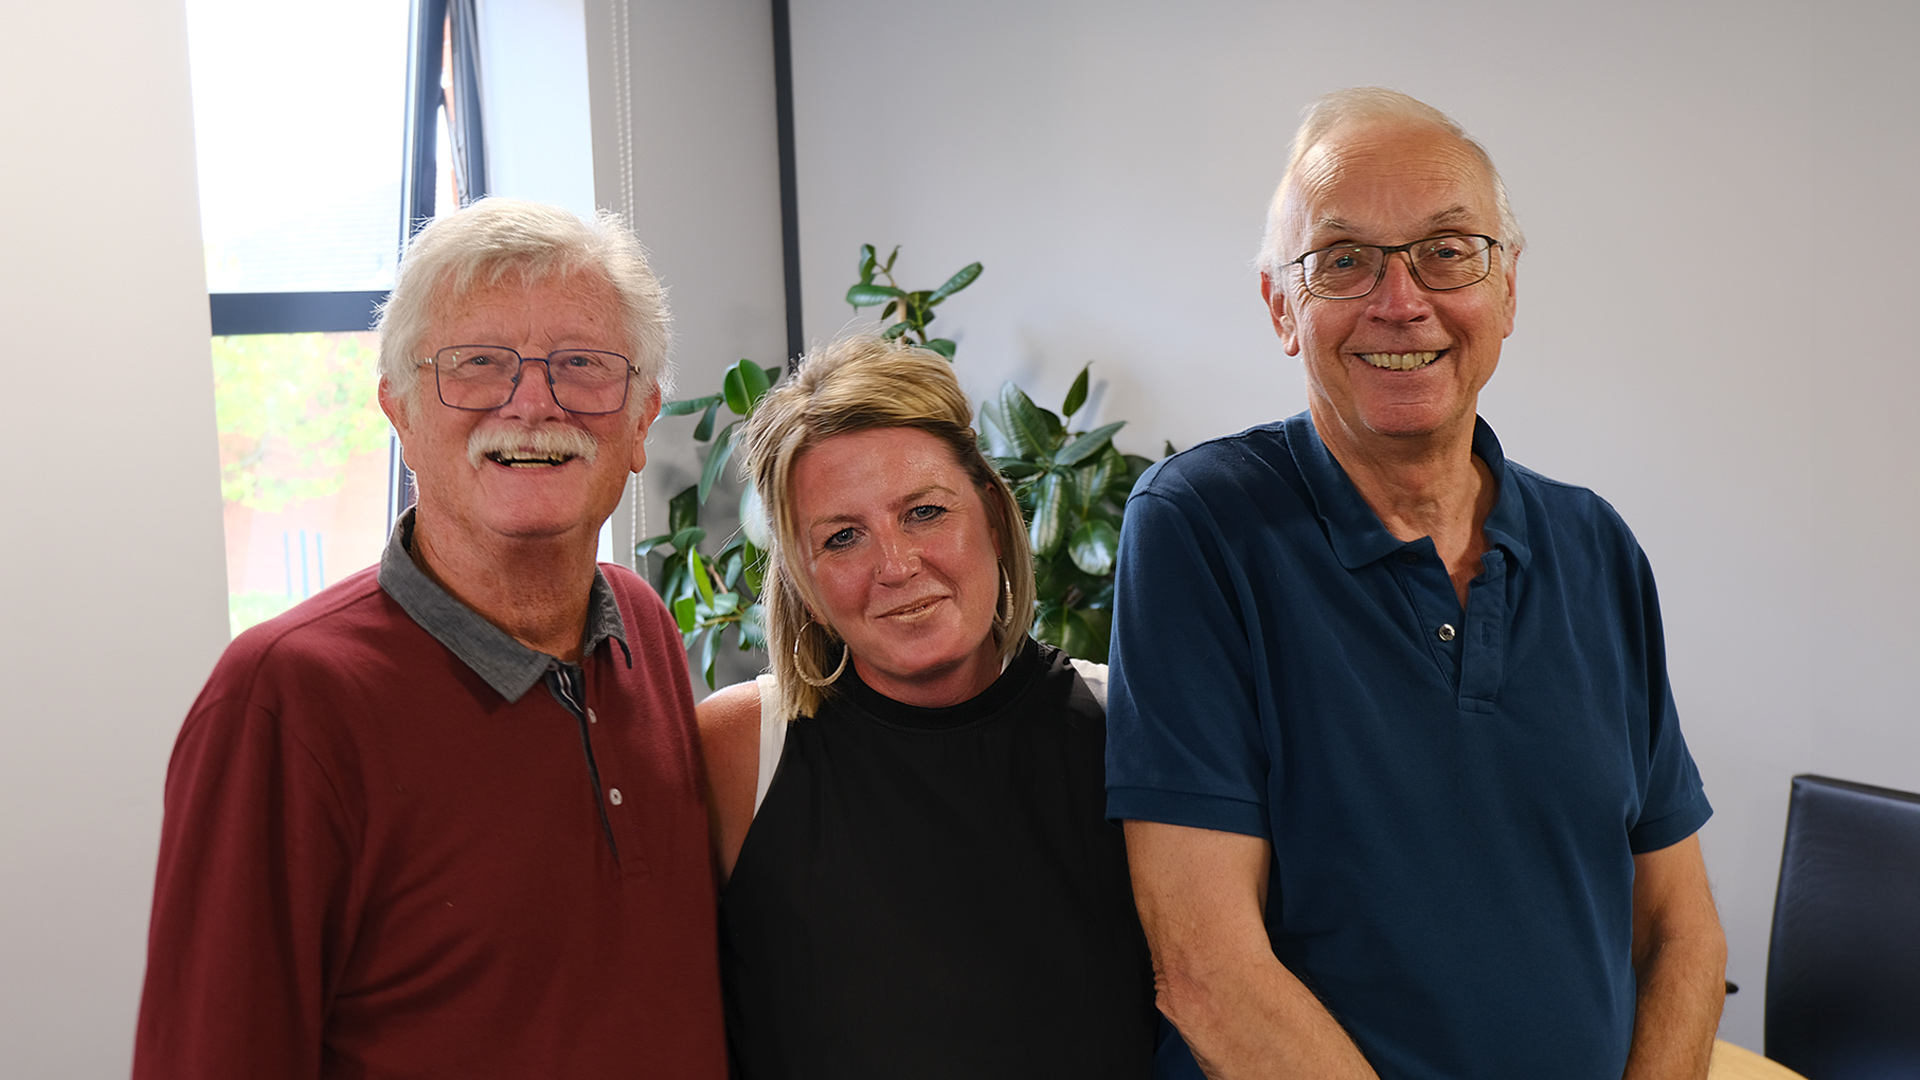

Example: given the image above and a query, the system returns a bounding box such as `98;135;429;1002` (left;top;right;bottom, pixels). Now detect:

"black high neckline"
835;637;1043;730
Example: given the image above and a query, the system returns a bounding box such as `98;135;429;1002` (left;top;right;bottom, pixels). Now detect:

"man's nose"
500;359;568;417
1366;253;1433;321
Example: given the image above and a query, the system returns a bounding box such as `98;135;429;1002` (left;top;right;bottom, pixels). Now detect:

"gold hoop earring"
995;562;1016;631
793;619;849;688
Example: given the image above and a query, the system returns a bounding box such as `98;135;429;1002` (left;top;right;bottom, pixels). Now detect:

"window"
187;0;479;635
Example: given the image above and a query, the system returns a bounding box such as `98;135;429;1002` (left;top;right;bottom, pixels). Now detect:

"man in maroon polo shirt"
134;199;727;1079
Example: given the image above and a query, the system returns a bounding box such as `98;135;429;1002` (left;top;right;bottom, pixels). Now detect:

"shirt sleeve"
1105;476;1273;839
1624;545;1712;854
133;675;354;1080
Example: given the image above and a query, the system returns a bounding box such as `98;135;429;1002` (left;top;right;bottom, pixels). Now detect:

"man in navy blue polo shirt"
1106;88;1727;1079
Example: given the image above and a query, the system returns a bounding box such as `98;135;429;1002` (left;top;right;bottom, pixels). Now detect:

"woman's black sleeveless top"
718;640;1155;1079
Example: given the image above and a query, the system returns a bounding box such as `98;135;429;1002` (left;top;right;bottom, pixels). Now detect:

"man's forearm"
1126;821;1380;1080
1620;928;1725;1080
1622;837;1727;1080
1158;947;1379;1080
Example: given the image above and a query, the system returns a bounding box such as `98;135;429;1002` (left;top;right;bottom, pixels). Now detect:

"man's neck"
408;512;600;663
1313;409;1495;604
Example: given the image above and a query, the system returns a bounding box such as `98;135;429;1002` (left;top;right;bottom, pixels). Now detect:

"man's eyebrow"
1306;206;1481;247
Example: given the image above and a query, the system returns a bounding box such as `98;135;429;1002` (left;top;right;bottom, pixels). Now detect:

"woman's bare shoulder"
699;679;763;732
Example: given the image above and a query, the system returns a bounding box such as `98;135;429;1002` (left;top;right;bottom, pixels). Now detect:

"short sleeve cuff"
1627;788;1713;854
1106;787;1271;841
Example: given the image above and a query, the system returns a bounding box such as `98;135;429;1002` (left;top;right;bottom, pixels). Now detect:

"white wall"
788;0;1920;1051
0;1;231;1075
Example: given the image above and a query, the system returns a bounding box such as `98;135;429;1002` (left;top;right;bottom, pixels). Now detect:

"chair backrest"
1765;774;1920;1078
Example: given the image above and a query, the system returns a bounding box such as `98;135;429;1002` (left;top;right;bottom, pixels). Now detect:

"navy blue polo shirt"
1106;412;1709;1080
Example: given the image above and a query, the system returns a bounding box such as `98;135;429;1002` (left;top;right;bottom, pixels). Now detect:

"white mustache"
466;425;600;469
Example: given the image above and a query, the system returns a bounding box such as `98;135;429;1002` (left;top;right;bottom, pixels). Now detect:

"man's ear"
1260;271;1302;357
1500;250;1520;340
378;377;414;458
628;384;661;474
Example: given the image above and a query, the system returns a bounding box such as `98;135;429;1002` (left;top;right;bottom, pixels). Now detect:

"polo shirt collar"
1285;412;1532;572
377;508;632;704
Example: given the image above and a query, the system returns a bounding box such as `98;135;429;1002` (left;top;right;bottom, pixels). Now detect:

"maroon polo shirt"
134;515;725;1079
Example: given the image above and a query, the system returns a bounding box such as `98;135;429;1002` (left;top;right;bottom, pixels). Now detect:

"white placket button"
1437;624;1457;642
608;788;623;806
587;708;598;724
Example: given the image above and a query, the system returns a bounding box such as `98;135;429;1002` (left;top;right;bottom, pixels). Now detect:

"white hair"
1256;87;1525;281
376;198;673;415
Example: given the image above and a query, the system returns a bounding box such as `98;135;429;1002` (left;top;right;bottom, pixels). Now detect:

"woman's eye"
822;528;857;551
907;504;948;524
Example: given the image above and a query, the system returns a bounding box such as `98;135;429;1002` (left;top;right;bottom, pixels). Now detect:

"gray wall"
0;0;231;1075
785;0;1920;1050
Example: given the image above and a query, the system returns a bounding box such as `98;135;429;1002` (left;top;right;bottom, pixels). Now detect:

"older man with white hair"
134;199;726;1079
1107;89;1726;1078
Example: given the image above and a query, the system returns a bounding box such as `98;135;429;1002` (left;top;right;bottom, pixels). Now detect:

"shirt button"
1437;623;1457;642
608;788;623;805
1399;552;1420;566
587;708;598;724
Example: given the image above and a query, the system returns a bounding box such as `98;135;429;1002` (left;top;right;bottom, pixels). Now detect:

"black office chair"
1765;774;1920;1079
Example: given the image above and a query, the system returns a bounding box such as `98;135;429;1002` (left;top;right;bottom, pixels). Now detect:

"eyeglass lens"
1301;235;1494;299
433;347;631;414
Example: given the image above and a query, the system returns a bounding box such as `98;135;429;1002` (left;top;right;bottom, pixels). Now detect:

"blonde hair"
1255;87;1526;279
738;335;1036;720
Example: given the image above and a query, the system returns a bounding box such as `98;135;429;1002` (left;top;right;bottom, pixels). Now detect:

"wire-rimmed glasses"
420;345;638;415
1285;234;1502;300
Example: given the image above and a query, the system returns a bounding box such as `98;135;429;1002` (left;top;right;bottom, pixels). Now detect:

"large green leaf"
692;399;720;442
699;623;719;688
1028;471;1070;557
928;261;982;303
742;539;768;594
660;393;722;417
721;360;768;416
737;602;768;651
1054;420;1126;467
857;243;877;285
846;282;905;307
735;358;772;414
1068;519;1120;576
1076;451;1119;514
698;421;740;503
1062;606;1112;661
672;595;697;633
1061;363;1090;419
994;382;1056;459
922;337;956;360
687;548;716;607
669;484;700;534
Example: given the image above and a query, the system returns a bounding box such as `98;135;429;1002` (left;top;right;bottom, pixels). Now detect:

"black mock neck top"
718;639;1155;1079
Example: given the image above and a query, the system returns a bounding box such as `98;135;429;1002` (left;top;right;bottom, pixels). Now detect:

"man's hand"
1622;834;1727;1080
1125;821;1381;1080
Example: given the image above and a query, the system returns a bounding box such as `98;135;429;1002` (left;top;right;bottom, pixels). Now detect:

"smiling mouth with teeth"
486;451;576;468
1358;350;1441;371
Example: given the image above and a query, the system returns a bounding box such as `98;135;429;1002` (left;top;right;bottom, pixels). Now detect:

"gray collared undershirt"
377;508;636;855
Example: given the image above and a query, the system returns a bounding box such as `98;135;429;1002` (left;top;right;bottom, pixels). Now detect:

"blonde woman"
697;336;1155;1078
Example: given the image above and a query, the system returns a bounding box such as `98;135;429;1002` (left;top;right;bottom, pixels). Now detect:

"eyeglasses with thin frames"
418;345;638;415
1285;234;1503;300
